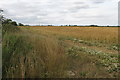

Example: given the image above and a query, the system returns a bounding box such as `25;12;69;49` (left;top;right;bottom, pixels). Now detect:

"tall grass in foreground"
29;37;67;78
3;26;119;78
2;33;31;78
2;32;67;78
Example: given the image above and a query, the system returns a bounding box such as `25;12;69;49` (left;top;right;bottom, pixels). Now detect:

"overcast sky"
0;0;119;25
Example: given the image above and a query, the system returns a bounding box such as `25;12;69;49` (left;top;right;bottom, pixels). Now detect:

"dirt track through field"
64;40;118;55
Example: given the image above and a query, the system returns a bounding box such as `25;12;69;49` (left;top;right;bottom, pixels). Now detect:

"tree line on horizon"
0;9;119;27
1;18;119;27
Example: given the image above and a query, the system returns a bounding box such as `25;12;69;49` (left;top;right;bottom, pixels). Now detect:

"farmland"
3;26;119;78
23;26;118;44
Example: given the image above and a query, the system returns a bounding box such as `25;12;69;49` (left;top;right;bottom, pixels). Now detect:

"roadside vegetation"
2;19;119;78
2;19;68;78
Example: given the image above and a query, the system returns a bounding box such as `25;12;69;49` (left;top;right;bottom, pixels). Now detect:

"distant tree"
1;10;20;35
11;21;17;26
2;19;18;26
0;9;3;17
25;25;30;26
0;9;3;28
90;25;98;27
2;19;19;35
0;9;3;13
2;19;12;24
0;9;3;21
48;25;52;26
18;23;24;26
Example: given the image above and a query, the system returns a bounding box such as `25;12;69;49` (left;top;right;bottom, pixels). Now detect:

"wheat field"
3;26;119;78
21;26;118;44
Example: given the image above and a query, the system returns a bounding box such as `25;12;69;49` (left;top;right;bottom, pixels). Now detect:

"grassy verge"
2;26;119;78
2;31;68;78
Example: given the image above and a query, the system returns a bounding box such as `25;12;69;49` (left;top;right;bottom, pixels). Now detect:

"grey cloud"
74;5;90;9
69;5;90;13
94;1;104;4
13;15;45;24
93;0;106;4
74;2;85;4
3;1;50;18
0;0;118;25
74;15;108;19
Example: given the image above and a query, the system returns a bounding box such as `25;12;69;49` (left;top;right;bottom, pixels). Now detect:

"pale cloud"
0;0;119;25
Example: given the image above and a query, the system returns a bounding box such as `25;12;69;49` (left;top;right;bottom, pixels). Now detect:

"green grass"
2;26;119;78
2;31;68;78
65;45;119;78
2;33;32;78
